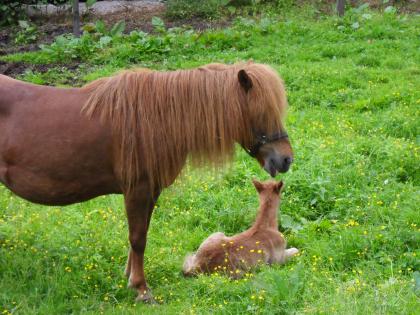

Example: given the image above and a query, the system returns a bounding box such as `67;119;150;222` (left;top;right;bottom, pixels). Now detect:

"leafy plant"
152;16;166;34
39;33;97;61
0;1;26;26
83;20;125;37
109;20;125;37
14;20;38;44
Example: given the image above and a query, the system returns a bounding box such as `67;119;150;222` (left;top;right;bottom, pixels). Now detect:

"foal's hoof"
136;290;155;304
289;247;299;256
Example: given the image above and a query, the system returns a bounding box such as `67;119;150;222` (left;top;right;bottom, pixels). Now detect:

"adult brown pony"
0;62;293;302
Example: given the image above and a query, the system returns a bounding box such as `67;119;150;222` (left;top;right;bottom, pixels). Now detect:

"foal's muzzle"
264;155;293;177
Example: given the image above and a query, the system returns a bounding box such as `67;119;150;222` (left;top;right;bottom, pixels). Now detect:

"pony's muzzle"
264;155;293;177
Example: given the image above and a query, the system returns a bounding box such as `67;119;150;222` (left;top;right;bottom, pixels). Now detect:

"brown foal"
183;180;298;277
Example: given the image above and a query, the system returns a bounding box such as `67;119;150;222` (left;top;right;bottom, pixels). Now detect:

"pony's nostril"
284;157;292;166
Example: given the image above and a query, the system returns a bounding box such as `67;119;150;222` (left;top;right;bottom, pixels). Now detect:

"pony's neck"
252;195;280;230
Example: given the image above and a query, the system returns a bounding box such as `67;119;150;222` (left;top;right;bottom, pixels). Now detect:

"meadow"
0;5;419;315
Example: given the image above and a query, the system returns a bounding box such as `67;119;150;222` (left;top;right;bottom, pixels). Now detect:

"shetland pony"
0;62;293;301
183;180;298;277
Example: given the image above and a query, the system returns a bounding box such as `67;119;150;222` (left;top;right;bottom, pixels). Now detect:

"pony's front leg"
125;205;154;278
124;186;160;302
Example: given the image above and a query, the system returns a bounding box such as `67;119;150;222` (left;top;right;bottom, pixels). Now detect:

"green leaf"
281;214;303;232
354;3;369;13
99;35;112;47
110;21;125;37
18;20;29;29
227;6;236;15
95;20;106;35
86;0;97;8
384;6;396;14
82;23;96;33
152;16;165;28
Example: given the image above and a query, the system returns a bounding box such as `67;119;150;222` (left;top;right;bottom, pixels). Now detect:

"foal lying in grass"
183;180;298;277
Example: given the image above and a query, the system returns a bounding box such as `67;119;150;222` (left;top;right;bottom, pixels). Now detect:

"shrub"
0;1;26;26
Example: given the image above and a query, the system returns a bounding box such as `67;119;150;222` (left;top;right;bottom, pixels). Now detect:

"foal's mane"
82;62;287;190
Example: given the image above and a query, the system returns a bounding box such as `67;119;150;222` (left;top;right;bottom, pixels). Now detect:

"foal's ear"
238;69;253;92
252;179;264;193
274;181;284;194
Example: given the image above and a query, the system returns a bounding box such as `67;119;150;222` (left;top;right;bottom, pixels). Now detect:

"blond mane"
82;62;287;189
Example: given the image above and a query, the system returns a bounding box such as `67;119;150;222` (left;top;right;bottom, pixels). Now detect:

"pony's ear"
274;181;284;194
252;179;264;193
238;69;253;92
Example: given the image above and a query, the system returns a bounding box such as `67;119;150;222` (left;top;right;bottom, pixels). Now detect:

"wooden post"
72;0;80;37
337;0;346;16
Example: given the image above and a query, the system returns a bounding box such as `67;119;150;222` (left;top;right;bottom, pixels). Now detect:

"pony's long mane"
82;62;287;189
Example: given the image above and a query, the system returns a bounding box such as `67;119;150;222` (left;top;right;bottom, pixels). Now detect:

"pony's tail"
182;253;198;276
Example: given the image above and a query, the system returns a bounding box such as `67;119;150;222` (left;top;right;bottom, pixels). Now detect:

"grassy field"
1;6;419;315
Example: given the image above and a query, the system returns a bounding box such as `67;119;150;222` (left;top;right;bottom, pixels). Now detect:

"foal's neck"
252;195;280;230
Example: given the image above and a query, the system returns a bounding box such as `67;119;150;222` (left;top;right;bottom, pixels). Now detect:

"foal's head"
252;179;284;198
238;64;294;177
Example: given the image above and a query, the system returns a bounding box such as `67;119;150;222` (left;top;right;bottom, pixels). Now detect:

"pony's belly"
3;164;120;206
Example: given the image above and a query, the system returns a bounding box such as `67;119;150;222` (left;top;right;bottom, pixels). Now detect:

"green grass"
1;7;419;315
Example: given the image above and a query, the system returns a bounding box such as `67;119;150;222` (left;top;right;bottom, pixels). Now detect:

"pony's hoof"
136;290;155;304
